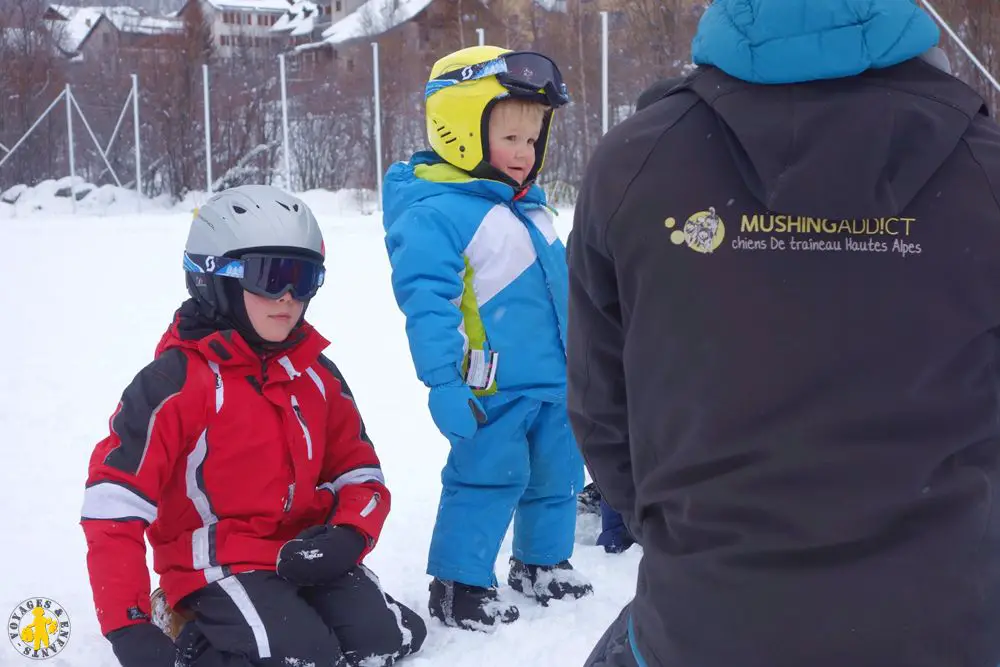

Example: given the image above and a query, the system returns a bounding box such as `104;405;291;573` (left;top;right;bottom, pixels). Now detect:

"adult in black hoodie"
568;1;1000;666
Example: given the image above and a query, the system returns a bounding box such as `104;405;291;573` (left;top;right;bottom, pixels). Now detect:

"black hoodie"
568;60;1000;667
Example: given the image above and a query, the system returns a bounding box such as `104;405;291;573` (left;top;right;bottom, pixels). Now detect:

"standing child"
381;46;593;631
81;185;426;667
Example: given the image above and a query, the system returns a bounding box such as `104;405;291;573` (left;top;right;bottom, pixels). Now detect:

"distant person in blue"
570;0;1000;666
381;45;594;632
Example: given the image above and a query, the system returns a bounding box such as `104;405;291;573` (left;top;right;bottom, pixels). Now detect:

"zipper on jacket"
290;395;313;461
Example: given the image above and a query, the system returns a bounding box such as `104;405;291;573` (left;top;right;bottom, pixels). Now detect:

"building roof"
103;8;183;35
321;0;434;45
272;0;324;37
204;0;293;12
46;5;104;52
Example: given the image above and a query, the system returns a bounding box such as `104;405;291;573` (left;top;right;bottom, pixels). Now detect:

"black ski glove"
106;623;176;667
276;524;368;586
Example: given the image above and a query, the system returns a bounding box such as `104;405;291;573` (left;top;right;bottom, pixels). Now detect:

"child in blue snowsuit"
381;45;593;631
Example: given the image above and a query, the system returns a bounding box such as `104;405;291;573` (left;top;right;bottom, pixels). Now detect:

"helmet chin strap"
185;274;310;354
470;161;523;189
468;101;550;192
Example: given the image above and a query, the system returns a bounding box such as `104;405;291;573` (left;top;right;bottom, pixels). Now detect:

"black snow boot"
507;557;594;606
428;578;519;632
577;482;602;516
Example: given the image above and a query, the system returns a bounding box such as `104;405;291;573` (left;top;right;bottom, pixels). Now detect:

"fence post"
279;53;292;191
476;28;485;46
372;41;383;211
132;73;142;212
66;83;77;213
203;63;213;194
601;11;609;135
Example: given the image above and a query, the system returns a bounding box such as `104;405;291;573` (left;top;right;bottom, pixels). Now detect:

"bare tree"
138;0;213;198
0;0;70;189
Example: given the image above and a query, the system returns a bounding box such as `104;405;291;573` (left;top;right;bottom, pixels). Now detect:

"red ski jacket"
81;304;389;636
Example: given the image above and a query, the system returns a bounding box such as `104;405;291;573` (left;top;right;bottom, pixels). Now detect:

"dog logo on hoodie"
666;207;726;253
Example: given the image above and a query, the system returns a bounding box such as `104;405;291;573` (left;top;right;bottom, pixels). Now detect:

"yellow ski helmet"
425;45;570;186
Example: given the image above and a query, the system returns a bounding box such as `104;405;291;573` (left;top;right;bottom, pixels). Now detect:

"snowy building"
42;5;184;62
176;0;293;59
270;0;331;48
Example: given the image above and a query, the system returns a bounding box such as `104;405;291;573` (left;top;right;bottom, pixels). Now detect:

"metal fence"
2;0;997;213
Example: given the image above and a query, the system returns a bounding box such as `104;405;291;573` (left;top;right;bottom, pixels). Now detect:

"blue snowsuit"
382;151;584;588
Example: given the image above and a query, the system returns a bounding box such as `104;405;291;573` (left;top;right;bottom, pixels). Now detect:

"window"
335;1;342;11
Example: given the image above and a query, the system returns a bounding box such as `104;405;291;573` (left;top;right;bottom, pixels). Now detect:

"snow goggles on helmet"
426;51;570;108
184;252;325;300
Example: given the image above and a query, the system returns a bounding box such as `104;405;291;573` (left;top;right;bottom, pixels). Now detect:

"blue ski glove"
428;380;487;440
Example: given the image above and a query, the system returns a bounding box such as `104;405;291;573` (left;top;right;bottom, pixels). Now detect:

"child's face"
244;290;304;342
488;106;543;185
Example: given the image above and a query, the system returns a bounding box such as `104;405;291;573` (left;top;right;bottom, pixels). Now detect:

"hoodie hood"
382;150;548;232
692;0;941;85
681;59;986;218
157;299;327;370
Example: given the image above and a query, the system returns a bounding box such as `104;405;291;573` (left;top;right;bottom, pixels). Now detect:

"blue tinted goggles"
184;252;325;300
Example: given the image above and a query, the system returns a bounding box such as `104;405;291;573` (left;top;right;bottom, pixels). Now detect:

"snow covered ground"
0;190;641;666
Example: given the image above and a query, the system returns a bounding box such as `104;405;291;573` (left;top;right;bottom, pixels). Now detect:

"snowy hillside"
0;191;641;666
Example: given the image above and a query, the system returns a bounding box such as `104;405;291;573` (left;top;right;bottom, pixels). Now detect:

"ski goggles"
425;51;570;107
184;252;325;300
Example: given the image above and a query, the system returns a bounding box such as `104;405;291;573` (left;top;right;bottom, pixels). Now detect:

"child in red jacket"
81;185;426;667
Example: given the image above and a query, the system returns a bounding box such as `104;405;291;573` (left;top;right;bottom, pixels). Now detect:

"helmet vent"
233;205;247;214
276;201;291;212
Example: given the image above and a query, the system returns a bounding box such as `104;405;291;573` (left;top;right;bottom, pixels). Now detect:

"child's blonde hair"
491;98;550;129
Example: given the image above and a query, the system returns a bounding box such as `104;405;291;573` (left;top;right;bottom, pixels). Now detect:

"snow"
321;0;433;45
206;0;294;12
45;5;181;52
272;0;321;38
47;6;104;52
103;9;184;36
533;0;568;12
0;191;640;666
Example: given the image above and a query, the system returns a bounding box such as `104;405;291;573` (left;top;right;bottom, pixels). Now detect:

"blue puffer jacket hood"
692;0;941;84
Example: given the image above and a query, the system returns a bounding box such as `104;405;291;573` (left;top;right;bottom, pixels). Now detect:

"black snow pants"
175;566;426;667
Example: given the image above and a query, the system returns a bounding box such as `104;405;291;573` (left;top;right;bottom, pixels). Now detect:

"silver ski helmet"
182;185;325;321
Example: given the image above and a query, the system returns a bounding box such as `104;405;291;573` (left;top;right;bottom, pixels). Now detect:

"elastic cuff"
427;561;497;588
423;365;463;387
